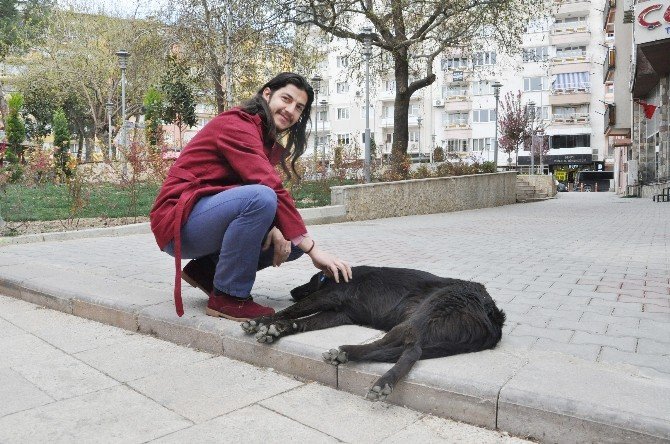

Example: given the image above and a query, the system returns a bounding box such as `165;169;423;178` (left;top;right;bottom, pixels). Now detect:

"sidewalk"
0;192;668;443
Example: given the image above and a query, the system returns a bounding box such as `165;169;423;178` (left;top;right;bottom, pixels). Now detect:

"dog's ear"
290;271;328;301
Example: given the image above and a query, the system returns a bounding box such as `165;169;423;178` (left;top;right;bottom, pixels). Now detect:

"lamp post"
431;134;436;163
105;101;114;160
310;74;322;165
320;99;328;155
417;116;422;162
492;81;502;170
361;27;373;183
115;50;130;155
528;100;536;174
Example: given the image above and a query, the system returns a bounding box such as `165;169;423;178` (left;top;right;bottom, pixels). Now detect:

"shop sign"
635;0;670;44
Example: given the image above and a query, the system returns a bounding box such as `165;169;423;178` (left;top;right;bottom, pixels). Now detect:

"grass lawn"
0;179;351;222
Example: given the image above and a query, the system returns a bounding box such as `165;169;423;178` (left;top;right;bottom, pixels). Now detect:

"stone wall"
519;174;558;196
330;172;517;222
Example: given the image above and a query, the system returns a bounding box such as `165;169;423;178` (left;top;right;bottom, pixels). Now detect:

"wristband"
305;239;316;254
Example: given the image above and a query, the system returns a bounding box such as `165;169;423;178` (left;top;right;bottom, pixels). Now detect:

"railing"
603;48;616;83
551;24;589;34
603;0;616;30
551;54;587;64
604;103;616;133
552;84;592;94
552;113;590;123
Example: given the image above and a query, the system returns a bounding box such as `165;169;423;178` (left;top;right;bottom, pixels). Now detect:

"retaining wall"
330;172;517;221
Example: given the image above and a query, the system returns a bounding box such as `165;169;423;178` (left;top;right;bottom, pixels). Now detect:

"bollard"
580;183;583;192
595;183;598;192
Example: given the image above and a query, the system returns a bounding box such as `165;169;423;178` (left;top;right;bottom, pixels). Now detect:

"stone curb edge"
1;277;668;443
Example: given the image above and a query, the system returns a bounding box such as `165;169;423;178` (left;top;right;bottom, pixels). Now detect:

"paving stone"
260;382;422;443
528;306;583;321
0;385;191;443
0;333;67;369
0;367;53;416
151;404;337;443
508;325;574;343
637;338;670;356
599;347;670;378
571;331;637;352
548;318;607;334
581;311;640;328
531;338;601;361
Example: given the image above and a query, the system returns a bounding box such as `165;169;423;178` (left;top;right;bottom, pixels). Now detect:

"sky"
57;0;166;18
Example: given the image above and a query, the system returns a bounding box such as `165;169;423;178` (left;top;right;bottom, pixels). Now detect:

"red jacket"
150;107;307;316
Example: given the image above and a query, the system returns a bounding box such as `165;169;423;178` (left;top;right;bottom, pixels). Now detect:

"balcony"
550;25;590;46
549;86;591;105
603;0;615;31
551;113;590;124
553;0;591;15
550;54;588;65
604;103;616;134
603;48;615;83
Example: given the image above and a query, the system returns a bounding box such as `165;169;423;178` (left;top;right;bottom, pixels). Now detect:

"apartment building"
308;0;609;183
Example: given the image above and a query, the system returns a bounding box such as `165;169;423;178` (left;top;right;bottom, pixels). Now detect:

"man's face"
262;84;308;131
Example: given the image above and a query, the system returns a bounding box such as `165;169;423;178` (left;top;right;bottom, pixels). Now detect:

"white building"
308;0;608;183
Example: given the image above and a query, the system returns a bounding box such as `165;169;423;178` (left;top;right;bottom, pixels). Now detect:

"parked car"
557;183;568;192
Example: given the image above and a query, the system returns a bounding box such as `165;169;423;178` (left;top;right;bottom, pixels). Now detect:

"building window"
446;139;468;152
317;135;329;146
316;110;327;122
472;138;493;151
443;112;468;125
385;133;394;143
384;80;396;92
443;83;469;97
382;105;394;118
472;51;496;66
336;82;349;94
523;76;548;91
472;81;493;95
359;105;373;119
552;72;590;92
526;18;550;33
472;109;496;123
337;107;350;120
336;56;349;68
336;133;351;145
441;57;469;70
522;46;549;62
555;46;586;58
409;131;419;142
550;134;590;149
409;104;420;117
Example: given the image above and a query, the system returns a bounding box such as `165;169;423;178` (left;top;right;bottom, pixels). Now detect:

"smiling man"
150;72;352;320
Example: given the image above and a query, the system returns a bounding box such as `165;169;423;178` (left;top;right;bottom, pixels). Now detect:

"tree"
498;91;531;168
0;0;53;61
281;0;544;177
159;54;197;150
5;93;26;162
52;108;71;178
143;87;165;151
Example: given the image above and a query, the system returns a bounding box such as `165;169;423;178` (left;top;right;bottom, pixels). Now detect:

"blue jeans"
164;185;303;297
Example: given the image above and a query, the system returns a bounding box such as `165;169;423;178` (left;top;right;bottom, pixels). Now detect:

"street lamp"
492;81;502;170
105;101;114;160
115;49;130;155
527;100;536;174
320;99;328;154
417;116;423;162
310;74;322;164
361;27;373;183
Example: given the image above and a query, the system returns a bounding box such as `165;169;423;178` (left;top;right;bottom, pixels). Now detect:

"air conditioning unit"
433;99;444;107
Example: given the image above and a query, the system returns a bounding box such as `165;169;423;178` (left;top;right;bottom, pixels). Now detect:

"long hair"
240;72;314;179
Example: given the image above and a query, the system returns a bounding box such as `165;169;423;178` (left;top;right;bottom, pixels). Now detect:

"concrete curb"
0;205;348;247
0;275;668;443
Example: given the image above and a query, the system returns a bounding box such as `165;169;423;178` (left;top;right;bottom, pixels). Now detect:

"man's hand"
262;227;292;266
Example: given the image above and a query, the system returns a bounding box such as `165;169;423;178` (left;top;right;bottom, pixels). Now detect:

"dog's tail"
488;305;506;329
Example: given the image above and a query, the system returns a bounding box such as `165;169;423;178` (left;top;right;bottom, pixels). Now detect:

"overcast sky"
57;0;165;18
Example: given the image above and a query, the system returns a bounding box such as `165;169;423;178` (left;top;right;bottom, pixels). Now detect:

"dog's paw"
366;383;393;402
240;320;263;334
322;348;348;365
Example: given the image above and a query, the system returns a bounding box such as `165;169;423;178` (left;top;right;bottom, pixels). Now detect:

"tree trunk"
391;51;410;178
211;64;225;114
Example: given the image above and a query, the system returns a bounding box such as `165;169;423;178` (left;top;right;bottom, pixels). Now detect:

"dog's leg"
366;341;422;402
241;291;343;334
323;323;408;365
254;311;352;343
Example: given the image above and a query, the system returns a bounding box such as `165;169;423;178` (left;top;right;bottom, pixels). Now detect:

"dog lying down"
241;266;505;401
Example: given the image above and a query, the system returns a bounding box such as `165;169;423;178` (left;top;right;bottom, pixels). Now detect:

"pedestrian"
150;72;352;320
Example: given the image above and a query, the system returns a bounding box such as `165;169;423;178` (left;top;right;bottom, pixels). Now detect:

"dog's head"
290;271;330;301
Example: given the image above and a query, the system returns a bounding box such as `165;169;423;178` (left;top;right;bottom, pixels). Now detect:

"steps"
516;176;550;202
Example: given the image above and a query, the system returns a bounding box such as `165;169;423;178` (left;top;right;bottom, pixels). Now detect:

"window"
446;139;468;152
359;105;373;118
472;138;493;151
382;105;394;118
316;110;327;122
409;104;420;117
550;134;590;149
555;46;586;58
526;18;550;33
337;107;350;119
443;83;468;97
441;57;469;70
555;16;587;26
385;133;393;143
522;46;549;62
336;133;351;145
384;80;396;92
472;109;496;123
523;76;548;91
553;105;588;117
317;135;329;146
409;131;419;142
472;81;493;96
336;82;349;93
336;56;349;68
552;72;590;91
443;112;468;125
472;51;496;66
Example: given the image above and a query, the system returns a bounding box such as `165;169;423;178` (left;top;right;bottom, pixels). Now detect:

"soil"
0;216;150;237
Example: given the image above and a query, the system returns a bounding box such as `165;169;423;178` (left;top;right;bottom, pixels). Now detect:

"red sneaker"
206;291;275;321
182;257;215;296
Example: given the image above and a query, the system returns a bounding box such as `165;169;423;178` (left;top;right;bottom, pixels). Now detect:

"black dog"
241;266;505;401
